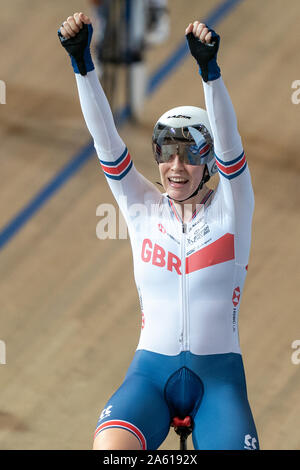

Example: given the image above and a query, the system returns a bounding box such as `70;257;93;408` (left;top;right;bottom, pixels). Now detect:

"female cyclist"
58;13;259;450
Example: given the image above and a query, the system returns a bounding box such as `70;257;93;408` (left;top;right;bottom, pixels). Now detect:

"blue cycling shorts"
94;350;259;450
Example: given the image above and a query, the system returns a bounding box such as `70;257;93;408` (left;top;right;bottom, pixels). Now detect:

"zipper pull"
182;223;187;234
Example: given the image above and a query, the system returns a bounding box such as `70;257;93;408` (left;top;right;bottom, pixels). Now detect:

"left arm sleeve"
203;77;254;265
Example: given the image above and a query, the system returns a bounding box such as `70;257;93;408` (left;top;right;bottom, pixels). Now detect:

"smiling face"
158;154;206;202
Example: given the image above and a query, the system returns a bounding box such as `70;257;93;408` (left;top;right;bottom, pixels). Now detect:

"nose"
170;154;184;169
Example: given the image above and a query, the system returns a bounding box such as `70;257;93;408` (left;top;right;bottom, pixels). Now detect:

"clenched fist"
185;21;221;82
58;12;94;76
185;22;213;44
60;12;91;39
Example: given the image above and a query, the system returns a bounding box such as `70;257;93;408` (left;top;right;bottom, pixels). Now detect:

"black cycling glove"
186;28;221;82
58;23;94;76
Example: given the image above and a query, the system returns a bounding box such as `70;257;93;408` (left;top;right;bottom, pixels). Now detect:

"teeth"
169;177;187;183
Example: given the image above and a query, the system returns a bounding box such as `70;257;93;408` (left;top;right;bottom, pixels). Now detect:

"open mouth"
168;177;189;188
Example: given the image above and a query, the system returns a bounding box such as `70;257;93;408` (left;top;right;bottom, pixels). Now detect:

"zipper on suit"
181;222;188;351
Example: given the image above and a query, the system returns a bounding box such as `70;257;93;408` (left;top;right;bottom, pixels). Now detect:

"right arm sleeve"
74;69;161;214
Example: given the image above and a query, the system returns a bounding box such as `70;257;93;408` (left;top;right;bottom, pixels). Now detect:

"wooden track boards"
0;0;299;450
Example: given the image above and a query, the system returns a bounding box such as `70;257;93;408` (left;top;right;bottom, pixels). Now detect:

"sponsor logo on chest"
141;233;235;275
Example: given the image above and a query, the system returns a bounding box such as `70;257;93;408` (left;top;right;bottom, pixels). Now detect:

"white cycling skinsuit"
74;67;259;450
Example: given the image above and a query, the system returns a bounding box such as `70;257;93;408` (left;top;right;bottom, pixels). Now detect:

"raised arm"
58;13;160;214
186;22;254;265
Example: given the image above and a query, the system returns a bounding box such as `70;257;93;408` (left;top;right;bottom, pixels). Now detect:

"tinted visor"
152;124;213;166
152;142;211;165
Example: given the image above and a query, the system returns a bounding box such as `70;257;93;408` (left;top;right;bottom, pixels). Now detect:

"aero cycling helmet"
152;105;217;177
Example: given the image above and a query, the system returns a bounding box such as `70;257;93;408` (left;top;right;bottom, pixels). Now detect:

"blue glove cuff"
72;23;94;74
71;49;94;75
198;58;221;81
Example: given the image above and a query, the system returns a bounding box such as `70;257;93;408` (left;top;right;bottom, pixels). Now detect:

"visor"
153;141;211;165
152;124;213;166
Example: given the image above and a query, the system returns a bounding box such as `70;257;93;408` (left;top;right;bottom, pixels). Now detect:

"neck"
172;184;210;222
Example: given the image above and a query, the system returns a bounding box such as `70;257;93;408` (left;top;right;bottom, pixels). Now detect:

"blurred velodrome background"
0;0;299;449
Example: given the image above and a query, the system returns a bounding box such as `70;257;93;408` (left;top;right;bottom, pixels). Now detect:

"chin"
168;190;187;201
167;185;192;201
